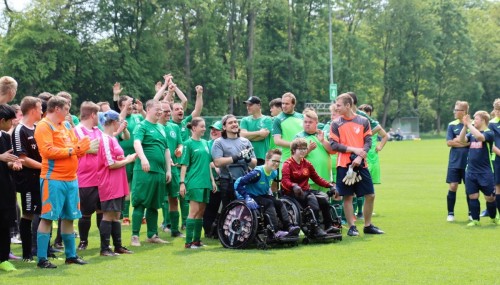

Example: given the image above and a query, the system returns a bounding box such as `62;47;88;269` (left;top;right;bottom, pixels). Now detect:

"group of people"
0;73;387;272
445;100;500;225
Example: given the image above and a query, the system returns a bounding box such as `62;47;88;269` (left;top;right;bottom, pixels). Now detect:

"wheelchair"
217;199;300;249
279;195;342;244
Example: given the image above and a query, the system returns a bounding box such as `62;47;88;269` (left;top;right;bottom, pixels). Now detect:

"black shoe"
313;227;327;238
77;241;88;250
347;225;359;236
114;246;134;254
37;259;57;269
287;225;301;236
100;249;119;257
53;242;64;249
363;224;385;234
49;246;63;253
325;226;341;234
65;256;88;265
171;231;186;238
47;252;58;259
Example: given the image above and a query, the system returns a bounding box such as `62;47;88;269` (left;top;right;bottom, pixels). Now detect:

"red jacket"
281;157;330;195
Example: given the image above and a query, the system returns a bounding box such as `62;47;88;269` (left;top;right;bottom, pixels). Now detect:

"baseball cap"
210;120;223;131
243;96;261;105
99;110;120;126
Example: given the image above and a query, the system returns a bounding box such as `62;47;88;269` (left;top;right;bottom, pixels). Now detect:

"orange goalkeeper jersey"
329;115;372;168
34;118;79;181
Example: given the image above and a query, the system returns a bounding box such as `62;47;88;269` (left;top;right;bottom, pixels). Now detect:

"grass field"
3;139;499;284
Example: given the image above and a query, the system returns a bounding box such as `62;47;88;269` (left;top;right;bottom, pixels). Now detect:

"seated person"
234;149;300;238
281;138;339;237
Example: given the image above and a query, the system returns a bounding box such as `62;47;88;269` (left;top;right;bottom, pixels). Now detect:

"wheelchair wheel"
217;200;258;249
279;196;301;228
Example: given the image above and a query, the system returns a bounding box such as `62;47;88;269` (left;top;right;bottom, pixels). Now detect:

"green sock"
170;211;180;233
180;197;189;227
185;218;195;244
357;197;365;214
131;206;144;236
145;208;159;238
162;201;170;227
193;219;203;242
123;200;131;218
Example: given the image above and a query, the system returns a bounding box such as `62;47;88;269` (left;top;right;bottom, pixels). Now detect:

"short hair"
337;93;354;107
358;104;373;114
265;149;282;160
269;98;282;108
329;103;337;113
346;92;358;105
186;117;204;130
38;92;54;102
0;76;17;97
303;109;318;122
290;138;308;153
282;92;296;105
56;91;72;105
493;99;500;111
455;100;469;114
79;101;100;120
145;99;160;111
46;96;69;113
20;96;41;115
0;104;17;120
474;110;490;123
97;101;110;109
118;95;130;108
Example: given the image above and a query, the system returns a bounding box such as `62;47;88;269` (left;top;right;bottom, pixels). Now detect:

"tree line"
1;0;499;133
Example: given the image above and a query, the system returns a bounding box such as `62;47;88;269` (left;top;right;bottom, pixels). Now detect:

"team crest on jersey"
354;126;361;134
470;141;482;149
170;131;176;138
302;168;309;176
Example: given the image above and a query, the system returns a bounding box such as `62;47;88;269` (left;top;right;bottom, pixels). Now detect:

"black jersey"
12;123;41;175
0;130;16;209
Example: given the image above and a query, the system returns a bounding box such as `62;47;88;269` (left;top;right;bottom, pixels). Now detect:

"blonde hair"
474;110;490;124
303;108;318;122
455;101;469;114
493;98;500;111
79;101;100;120
282;92;296;105
0;76;17;97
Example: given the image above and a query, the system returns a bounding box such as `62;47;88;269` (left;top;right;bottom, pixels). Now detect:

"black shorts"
446;168;465;184
79;186;101;215
15;172;41;215
101;197;124;212
336;167;375;197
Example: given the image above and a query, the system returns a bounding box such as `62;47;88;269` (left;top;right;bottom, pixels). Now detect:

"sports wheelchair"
279;195;343;244
217;199;300;249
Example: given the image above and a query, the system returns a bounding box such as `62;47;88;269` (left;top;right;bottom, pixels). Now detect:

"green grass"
4;139;499;284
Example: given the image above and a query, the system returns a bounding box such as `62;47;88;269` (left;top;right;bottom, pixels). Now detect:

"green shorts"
131;170;166;209
166;167;180;198
126;163;134;184
186;188;210;204
367;149;381;184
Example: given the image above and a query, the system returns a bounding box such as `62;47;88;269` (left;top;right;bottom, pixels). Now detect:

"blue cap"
99;110;120;126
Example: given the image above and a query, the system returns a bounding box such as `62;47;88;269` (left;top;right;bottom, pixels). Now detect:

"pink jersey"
97;133;130;201
74;125;102;187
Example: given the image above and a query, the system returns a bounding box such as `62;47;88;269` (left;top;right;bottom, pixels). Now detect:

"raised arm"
191;85;204;118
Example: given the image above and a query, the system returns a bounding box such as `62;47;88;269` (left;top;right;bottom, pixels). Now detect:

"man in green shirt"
240;96;273;166
131;100;171;246
268;98;282;151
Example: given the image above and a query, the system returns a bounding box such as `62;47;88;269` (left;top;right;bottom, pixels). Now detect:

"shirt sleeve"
280;161;293;191
34;121;74;160
133;123;145;142
180;141;191;166
272;117;282;136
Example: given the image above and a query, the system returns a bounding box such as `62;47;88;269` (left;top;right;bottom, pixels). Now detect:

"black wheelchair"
279;195;342;244
217;200;300;249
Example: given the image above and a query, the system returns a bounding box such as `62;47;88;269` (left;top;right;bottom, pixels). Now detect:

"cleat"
22;258;36;263
356;213;364;220
287;225;301;236
363;224;385;234
37;259;57;269
480;210;489;217
77;241;88;251
65;256;87;265
191;241;206;248
100;249;119;257
10;236;22;244
114;246;134;254
8;252;21;260
325;226;341;234
161;225;171;233
121;218;131;226
347;225;359;237
130;235;141;247
468;215;473;221
447;215;455;222
185;242;197;249
0;261;17;272
146;234;169;244
467;220;480;227
171;231;185;238
53;242;64;249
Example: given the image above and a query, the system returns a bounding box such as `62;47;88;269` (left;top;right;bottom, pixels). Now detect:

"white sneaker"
145;234;169;244
130;235;141;247
468;215;473;221
446;215;455;222
10;236;22;244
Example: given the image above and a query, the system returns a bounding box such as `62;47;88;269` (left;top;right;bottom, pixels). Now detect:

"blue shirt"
446;120;469;169
234;165;277;197
465;129;493;174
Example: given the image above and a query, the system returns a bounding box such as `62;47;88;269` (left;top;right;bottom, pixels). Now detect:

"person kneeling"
281;138;339;238
234;149;300;239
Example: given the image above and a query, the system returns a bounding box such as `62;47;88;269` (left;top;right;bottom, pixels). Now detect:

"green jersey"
273;112;304;163
323;121;338;183
356;110;378;130
269;117;277;150
133;120;168;174
180;138;213;190
170;114;192;142
240;115;273;160
164;122;183;165
119;114;144;155
295;131;332;190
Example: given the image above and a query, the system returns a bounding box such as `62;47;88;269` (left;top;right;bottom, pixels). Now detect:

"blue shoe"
480;210;489;217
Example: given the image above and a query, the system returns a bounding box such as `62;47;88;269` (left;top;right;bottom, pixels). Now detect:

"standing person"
240;96;273;166
0;76;17;104
130;99;171;246
212;115;257;210
459;111;497;226
34;96;91;269
171;85;204;230
97;110;136;256
56;91;80;127
0;104;23;272
179;117;216;248
445;101;471;222
73;102;102;250
158;101;184;238
329;93;384;236
268;98;282;152
11;97;43;262
489;99;500;220
295;109;335;191
273;92;303;170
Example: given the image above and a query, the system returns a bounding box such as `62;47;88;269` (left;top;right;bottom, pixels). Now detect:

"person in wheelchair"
281;138;340;238
234;149;301;239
